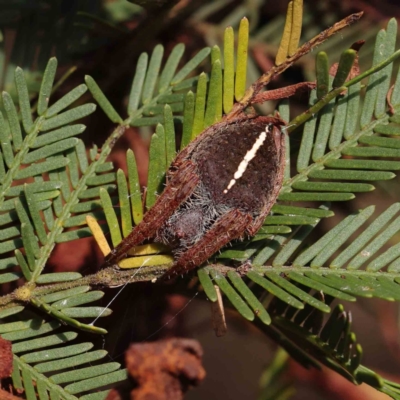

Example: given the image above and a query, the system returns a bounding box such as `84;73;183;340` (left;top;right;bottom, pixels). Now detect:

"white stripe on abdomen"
223;126;269;194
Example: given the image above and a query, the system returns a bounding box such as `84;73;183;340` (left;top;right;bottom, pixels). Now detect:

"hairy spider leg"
252;82;316;104
162;209;252;279
104;160;200;266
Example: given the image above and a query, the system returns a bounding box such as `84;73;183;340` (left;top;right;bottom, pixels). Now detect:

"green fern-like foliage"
0;40;210;397
2;7;400;400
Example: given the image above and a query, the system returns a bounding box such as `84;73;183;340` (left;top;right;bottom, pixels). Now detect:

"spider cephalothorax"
104;115;286;278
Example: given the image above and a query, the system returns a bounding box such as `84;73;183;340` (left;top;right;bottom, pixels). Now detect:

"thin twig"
226;12;363;120
3;261;400;310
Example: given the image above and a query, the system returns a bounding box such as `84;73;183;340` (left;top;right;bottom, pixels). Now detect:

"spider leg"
103;160;199;266
162;209;252;279
252;82;316;104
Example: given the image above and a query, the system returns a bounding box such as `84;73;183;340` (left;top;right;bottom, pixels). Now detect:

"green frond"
79;43;215;168
0;41;134;399
0;58;132;337
125;45;211;128
0;270;124;397
202;203;400;337
199;267;400;398
5;320;127;400
2;308;126;399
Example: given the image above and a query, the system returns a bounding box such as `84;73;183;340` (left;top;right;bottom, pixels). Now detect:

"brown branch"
226;12;363;120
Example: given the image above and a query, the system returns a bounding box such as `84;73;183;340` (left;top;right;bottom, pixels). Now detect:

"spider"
103;114;286;279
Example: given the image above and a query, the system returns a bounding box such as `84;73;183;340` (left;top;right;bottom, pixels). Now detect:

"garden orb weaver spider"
104;114;286;279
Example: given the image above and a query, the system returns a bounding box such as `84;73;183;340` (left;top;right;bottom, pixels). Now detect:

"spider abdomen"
191;117;284;215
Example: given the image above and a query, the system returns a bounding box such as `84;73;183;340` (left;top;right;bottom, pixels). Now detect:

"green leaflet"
51;362;121;385
332;49;357;89
146;124;167;209
38;57;58;116
316;51;329;99
51;291;104;309
15;67;33;133
100;187;122;247
85;75;123;123
36;272;82;284
164;104;176;166
20;342;94;363
223;27;234;113
227;271;271;324
128;52;148;114
204;58;222;127
171;47;211;85
38;286;91;304
3;91;23;151
127;149;143;224
197;268;218;302
41;104;97;131
210;269;254;321
142;45;164;105
235;17;248;101
46;84;88;118
64;369;127;395
117;169;132;237
35;349;108;373
191;72;207;138
158;43;185;93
